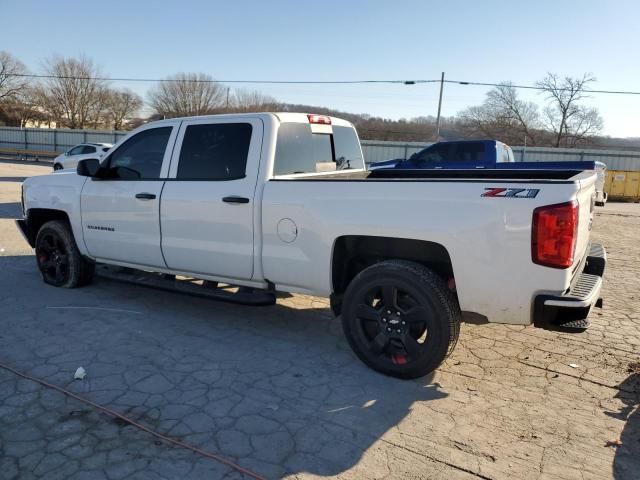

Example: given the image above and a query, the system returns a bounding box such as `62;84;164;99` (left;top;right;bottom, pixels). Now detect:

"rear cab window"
274;119;364;176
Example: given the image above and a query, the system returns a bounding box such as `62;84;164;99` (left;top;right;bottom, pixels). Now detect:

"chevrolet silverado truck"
16;113;606;379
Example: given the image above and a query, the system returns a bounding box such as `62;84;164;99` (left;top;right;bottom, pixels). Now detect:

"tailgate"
573;171;597;269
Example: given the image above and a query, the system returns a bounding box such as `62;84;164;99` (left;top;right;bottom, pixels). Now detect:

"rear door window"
81;145;97;154
456;143;485;162
177;123;252;180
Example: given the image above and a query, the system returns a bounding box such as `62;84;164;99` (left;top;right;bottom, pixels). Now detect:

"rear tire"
341;260;460;379
35;220;94;288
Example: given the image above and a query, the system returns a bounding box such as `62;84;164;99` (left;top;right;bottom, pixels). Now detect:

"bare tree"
31;55;109;129
536;73;603;147
104;89;143;130
87;85;111;129
485;84;540;144
148;73;226;117
230;88;279;112
0;87;52;127
458;83;540;145
0;51;30;100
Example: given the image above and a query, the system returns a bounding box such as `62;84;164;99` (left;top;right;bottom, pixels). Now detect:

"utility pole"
225;87;230;109
435;72;445;141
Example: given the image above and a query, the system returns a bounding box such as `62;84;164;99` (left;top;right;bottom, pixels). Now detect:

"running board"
96;265;276;306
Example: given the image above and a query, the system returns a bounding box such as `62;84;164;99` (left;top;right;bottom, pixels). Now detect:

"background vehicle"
594;161;608;206
369;140;515;170
370;142;604;197
17;113;605;379
52;143;112;171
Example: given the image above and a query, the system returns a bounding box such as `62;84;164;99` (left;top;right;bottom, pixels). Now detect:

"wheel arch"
25;208;72;247
331;235;456;297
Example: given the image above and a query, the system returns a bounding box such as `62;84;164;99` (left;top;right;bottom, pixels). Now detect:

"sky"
2;0;639;137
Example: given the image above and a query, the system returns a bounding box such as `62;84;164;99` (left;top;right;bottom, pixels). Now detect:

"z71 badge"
481;188;540;198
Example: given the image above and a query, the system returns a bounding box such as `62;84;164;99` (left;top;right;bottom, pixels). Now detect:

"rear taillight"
307;114;331;125
532;201;579;269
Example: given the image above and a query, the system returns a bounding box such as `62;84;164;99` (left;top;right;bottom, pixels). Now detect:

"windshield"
274;123;364;175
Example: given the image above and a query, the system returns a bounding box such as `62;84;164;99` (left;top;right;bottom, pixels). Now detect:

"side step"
96;265;276;306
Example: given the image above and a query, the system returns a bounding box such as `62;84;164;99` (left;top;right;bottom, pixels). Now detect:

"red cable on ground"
0;362;266;480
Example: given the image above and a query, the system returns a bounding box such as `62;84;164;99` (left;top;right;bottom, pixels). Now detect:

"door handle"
222;196;250;204
135;192;156;200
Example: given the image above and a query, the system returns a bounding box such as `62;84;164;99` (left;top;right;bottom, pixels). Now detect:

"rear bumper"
534;243;606;328
15;219;34;247
595;190;607;205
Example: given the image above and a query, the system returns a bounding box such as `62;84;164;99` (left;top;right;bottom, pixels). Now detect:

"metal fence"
510;146;640;171
1;126;640;171
360;140;640;171
0;126;127;154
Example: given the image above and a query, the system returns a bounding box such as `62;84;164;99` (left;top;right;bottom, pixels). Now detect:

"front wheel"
53;163;63;171
35;220;94;288
341;260;460;379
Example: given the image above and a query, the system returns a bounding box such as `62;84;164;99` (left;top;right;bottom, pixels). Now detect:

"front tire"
341;260;460;379
35;220;94;288
53;163;63;171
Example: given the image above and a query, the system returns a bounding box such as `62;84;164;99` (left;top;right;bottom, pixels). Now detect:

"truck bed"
275;168;590;182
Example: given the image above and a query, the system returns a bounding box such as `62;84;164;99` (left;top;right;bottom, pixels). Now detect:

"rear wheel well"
331;236;455;297
26;209;71;245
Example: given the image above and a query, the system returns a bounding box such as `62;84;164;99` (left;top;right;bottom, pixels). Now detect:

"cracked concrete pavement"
0;161;638;479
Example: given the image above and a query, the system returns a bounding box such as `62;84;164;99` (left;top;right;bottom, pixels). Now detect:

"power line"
5;73;640;95
444;79;640;96
5;73;428;85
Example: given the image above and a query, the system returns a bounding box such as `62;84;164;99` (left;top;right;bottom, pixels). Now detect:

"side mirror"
77;158;101;177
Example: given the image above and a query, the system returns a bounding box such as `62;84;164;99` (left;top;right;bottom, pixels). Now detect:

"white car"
17;113;605;379
52;143;112;171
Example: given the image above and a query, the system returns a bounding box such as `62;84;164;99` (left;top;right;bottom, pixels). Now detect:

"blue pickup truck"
368;139;608;204
369;139;597;174
369;140;515;170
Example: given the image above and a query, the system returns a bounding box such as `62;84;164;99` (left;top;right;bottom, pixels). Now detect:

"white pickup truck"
16;113;606;379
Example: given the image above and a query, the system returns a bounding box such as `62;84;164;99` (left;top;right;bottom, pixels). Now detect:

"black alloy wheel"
342;260;460;379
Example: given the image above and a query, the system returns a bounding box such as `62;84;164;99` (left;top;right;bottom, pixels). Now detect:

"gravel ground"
0;161;638;480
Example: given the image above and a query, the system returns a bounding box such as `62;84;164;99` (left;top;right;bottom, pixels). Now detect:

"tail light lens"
307;114;331;125
532;201;579;269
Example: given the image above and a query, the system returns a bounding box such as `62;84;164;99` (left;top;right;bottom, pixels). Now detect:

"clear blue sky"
2;0;639;137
